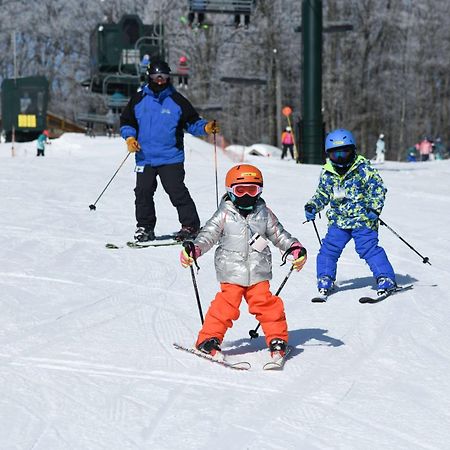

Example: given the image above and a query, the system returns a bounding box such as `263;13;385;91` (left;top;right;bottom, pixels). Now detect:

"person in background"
304;128;397;299
180;164;307;361
375;133;385;163
36;130;49;156
281;127;295;160
406;145;417;162
415;137;433;161
140;54;150;73
120;59;219;243
433;137;446;160
177;56;189;89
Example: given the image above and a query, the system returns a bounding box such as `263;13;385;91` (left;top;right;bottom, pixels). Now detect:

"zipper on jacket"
245;216;251;286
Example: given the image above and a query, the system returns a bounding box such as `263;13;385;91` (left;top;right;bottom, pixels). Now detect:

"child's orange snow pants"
196;281;288;347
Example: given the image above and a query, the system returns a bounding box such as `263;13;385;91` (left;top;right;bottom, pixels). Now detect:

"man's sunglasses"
227;184;263;197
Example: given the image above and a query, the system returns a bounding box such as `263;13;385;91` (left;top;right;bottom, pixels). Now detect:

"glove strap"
281;246;306;266
183;241;200;270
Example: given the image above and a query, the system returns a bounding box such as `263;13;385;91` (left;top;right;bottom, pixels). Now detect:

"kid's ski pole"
89;152;131;210
311;219;322;245
303;218;322;246
249;247;305;339
379;217;431;265
184;241;204;324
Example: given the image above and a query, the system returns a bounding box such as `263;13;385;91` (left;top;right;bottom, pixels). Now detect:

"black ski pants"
135;163;200;230
281;144;294;159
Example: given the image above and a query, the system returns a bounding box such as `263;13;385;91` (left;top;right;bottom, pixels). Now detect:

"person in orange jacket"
180;164;307;361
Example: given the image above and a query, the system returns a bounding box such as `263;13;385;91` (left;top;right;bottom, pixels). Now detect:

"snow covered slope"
1;133;449;449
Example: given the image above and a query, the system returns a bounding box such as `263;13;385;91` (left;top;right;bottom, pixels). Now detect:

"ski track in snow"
1;135;450;449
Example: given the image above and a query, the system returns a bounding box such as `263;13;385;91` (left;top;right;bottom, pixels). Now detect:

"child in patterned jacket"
304;128;396;298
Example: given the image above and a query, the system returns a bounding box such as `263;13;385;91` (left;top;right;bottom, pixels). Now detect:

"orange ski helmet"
225;164;263;188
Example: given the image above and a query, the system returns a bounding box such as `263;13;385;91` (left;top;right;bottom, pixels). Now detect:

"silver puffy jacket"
194;196;300;286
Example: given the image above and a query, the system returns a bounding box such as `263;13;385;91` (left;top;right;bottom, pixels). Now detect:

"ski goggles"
328;148;352;162
227;184;263;197
149;73;170;81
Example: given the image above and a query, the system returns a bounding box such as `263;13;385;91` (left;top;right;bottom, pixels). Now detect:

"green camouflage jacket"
306;155;386;230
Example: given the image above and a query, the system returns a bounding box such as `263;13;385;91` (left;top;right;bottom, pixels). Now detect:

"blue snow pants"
317;226;395;282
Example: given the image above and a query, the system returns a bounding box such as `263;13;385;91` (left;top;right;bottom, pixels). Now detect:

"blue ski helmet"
325;128;357;169
325;129;356;152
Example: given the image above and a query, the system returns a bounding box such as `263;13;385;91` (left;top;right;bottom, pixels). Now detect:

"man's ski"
359;284;414;304
126;240;180;248
263;346;292;370
173;343;251;371
105;234;179;249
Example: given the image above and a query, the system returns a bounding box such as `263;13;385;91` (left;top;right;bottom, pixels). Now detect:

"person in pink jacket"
281;127;294;160
415;137;433;161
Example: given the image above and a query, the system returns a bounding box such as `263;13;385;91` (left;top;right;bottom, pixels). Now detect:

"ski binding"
263;346;292;370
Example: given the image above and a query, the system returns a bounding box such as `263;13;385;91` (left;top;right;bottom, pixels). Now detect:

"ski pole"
311;219;322;245
89;152;131;210
213;120;219;208
249;247;305;339
302;218;322;245
184;241;204;324
379;217;431;265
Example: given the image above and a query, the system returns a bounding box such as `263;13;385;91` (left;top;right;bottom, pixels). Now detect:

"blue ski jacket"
120;84;207;167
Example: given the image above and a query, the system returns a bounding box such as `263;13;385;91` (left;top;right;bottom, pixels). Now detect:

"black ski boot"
134;227;155;242
175;226;199;242
197;337;221;356
269;338;287;357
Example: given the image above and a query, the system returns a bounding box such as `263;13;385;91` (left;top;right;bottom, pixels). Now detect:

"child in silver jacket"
180;164;307;359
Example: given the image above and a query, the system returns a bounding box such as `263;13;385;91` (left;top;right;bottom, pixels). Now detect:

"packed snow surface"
1;134;449;449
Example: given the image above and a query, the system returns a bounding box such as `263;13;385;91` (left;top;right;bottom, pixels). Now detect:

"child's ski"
263;346;292;370
359;284;413;304
311;293;329;303
173;343;251;371
311;289;335;303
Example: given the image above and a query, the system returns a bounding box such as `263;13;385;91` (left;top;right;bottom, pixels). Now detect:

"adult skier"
120;59;219;243
304;128;397;299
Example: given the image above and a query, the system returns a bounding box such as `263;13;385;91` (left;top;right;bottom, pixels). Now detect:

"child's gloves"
204;121;220;134
304;204;316;221
126;137;140;153
367;209;379;221
180;245;201;268
290;245;307;271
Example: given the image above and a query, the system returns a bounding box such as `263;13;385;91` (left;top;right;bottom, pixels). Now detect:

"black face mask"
233;194;259;211
149;80;170;93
